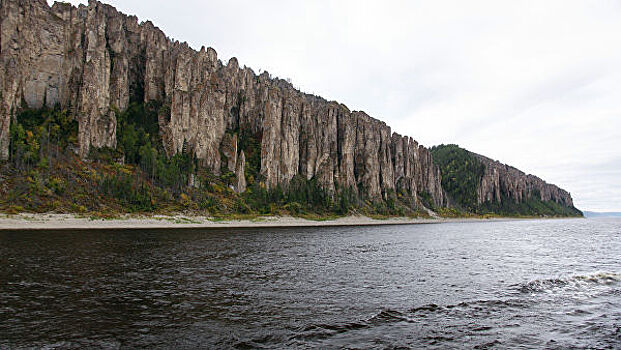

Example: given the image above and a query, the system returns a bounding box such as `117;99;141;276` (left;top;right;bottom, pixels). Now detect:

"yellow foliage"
87;169;100;182
211;184;225;194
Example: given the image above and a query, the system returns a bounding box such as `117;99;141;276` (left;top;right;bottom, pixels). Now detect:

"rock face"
0;0;120;158
0;0;578;212
473;153;574;207
220;133;238;173
235;151;247;194
0;0;481;210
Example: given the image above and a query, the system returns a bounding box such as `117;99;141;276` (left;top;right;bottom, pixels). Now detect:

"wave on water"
243;272;620;347
516;272;620;294
292;309;412;341
293;299;526;344
291;273;620;346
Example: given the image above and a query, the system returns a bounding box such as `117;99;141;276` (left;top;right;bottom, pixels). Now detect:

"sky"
50;0;621;212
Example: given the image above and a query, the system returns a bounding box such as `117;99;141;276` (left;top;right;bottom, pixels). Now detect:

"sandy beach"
0;213;517;231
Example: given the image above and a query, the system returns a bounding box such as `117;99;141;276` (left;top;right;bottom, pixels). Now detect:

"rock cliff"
1;0;576;213
0;0;449;208
474;153;574;207
431;144;577;212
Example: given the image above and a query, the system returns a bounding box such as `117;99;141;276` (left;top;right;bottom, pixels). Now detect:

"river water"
1;218;620;349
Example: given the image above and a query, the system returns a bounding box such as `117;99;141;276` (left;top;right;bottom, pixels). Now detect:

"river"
1;218;619;349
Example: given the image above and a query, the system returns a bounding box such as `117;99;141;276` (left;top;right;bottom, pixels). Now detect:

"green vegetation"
3;107;580;219
1;105;423;219
431;144;582;218
9;107;78;169
417;191;435;211
480;194;583;217
430;144;484;210
236;125;262;185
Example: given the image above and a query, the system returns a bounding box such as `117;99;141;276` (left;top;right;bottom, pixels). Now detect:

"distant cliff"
473;153;574;208
0;0;578;216
431;145;581;216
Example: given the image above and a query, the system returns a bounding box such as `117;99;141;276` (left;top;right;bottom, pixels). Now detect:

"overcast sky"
52;0;621;212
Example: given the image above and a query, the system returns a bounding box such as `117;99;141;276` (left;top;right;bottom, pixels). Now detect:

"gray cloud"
51;0;621;211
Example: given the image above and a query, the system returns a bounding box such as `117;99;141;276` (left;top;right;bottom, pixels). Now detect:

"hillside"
0;0;580;218
430;145;582;217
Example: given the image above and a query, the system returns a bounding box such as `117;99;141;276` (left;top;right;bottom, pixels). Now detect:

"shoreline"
0;213;570;231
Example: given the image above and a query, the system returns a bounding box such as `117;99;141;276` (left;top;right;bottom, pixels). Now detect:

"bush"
98;173;155;212
48;177;66;195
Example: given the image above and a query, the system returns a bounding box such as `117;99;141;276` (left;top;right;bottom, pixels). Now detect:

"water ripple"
0;218;620;348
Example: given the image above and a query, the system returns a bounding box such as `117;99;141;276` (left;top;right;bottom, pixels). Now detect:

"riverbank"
0;213;528;231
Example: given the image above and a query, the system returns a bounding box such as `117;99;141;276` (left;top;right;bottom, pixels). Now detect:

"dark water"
1;218;620;349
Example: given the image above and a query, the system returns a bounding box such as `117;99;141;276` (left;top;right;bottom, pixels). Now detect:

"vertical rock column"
78;1;115;157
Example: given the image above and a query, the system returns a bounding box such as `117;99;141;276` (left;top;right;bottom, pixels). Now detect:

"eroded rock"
0;0;573;211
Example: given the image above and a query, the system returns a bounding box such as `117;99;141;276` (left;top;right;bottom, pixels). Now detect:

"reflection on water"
1;218;620;349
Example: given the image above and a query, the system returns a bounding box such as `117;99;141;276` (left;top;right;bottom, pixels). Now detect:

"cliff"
430;145;579;216
473;153;574;207
0;0;446;208
0;0;578;216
